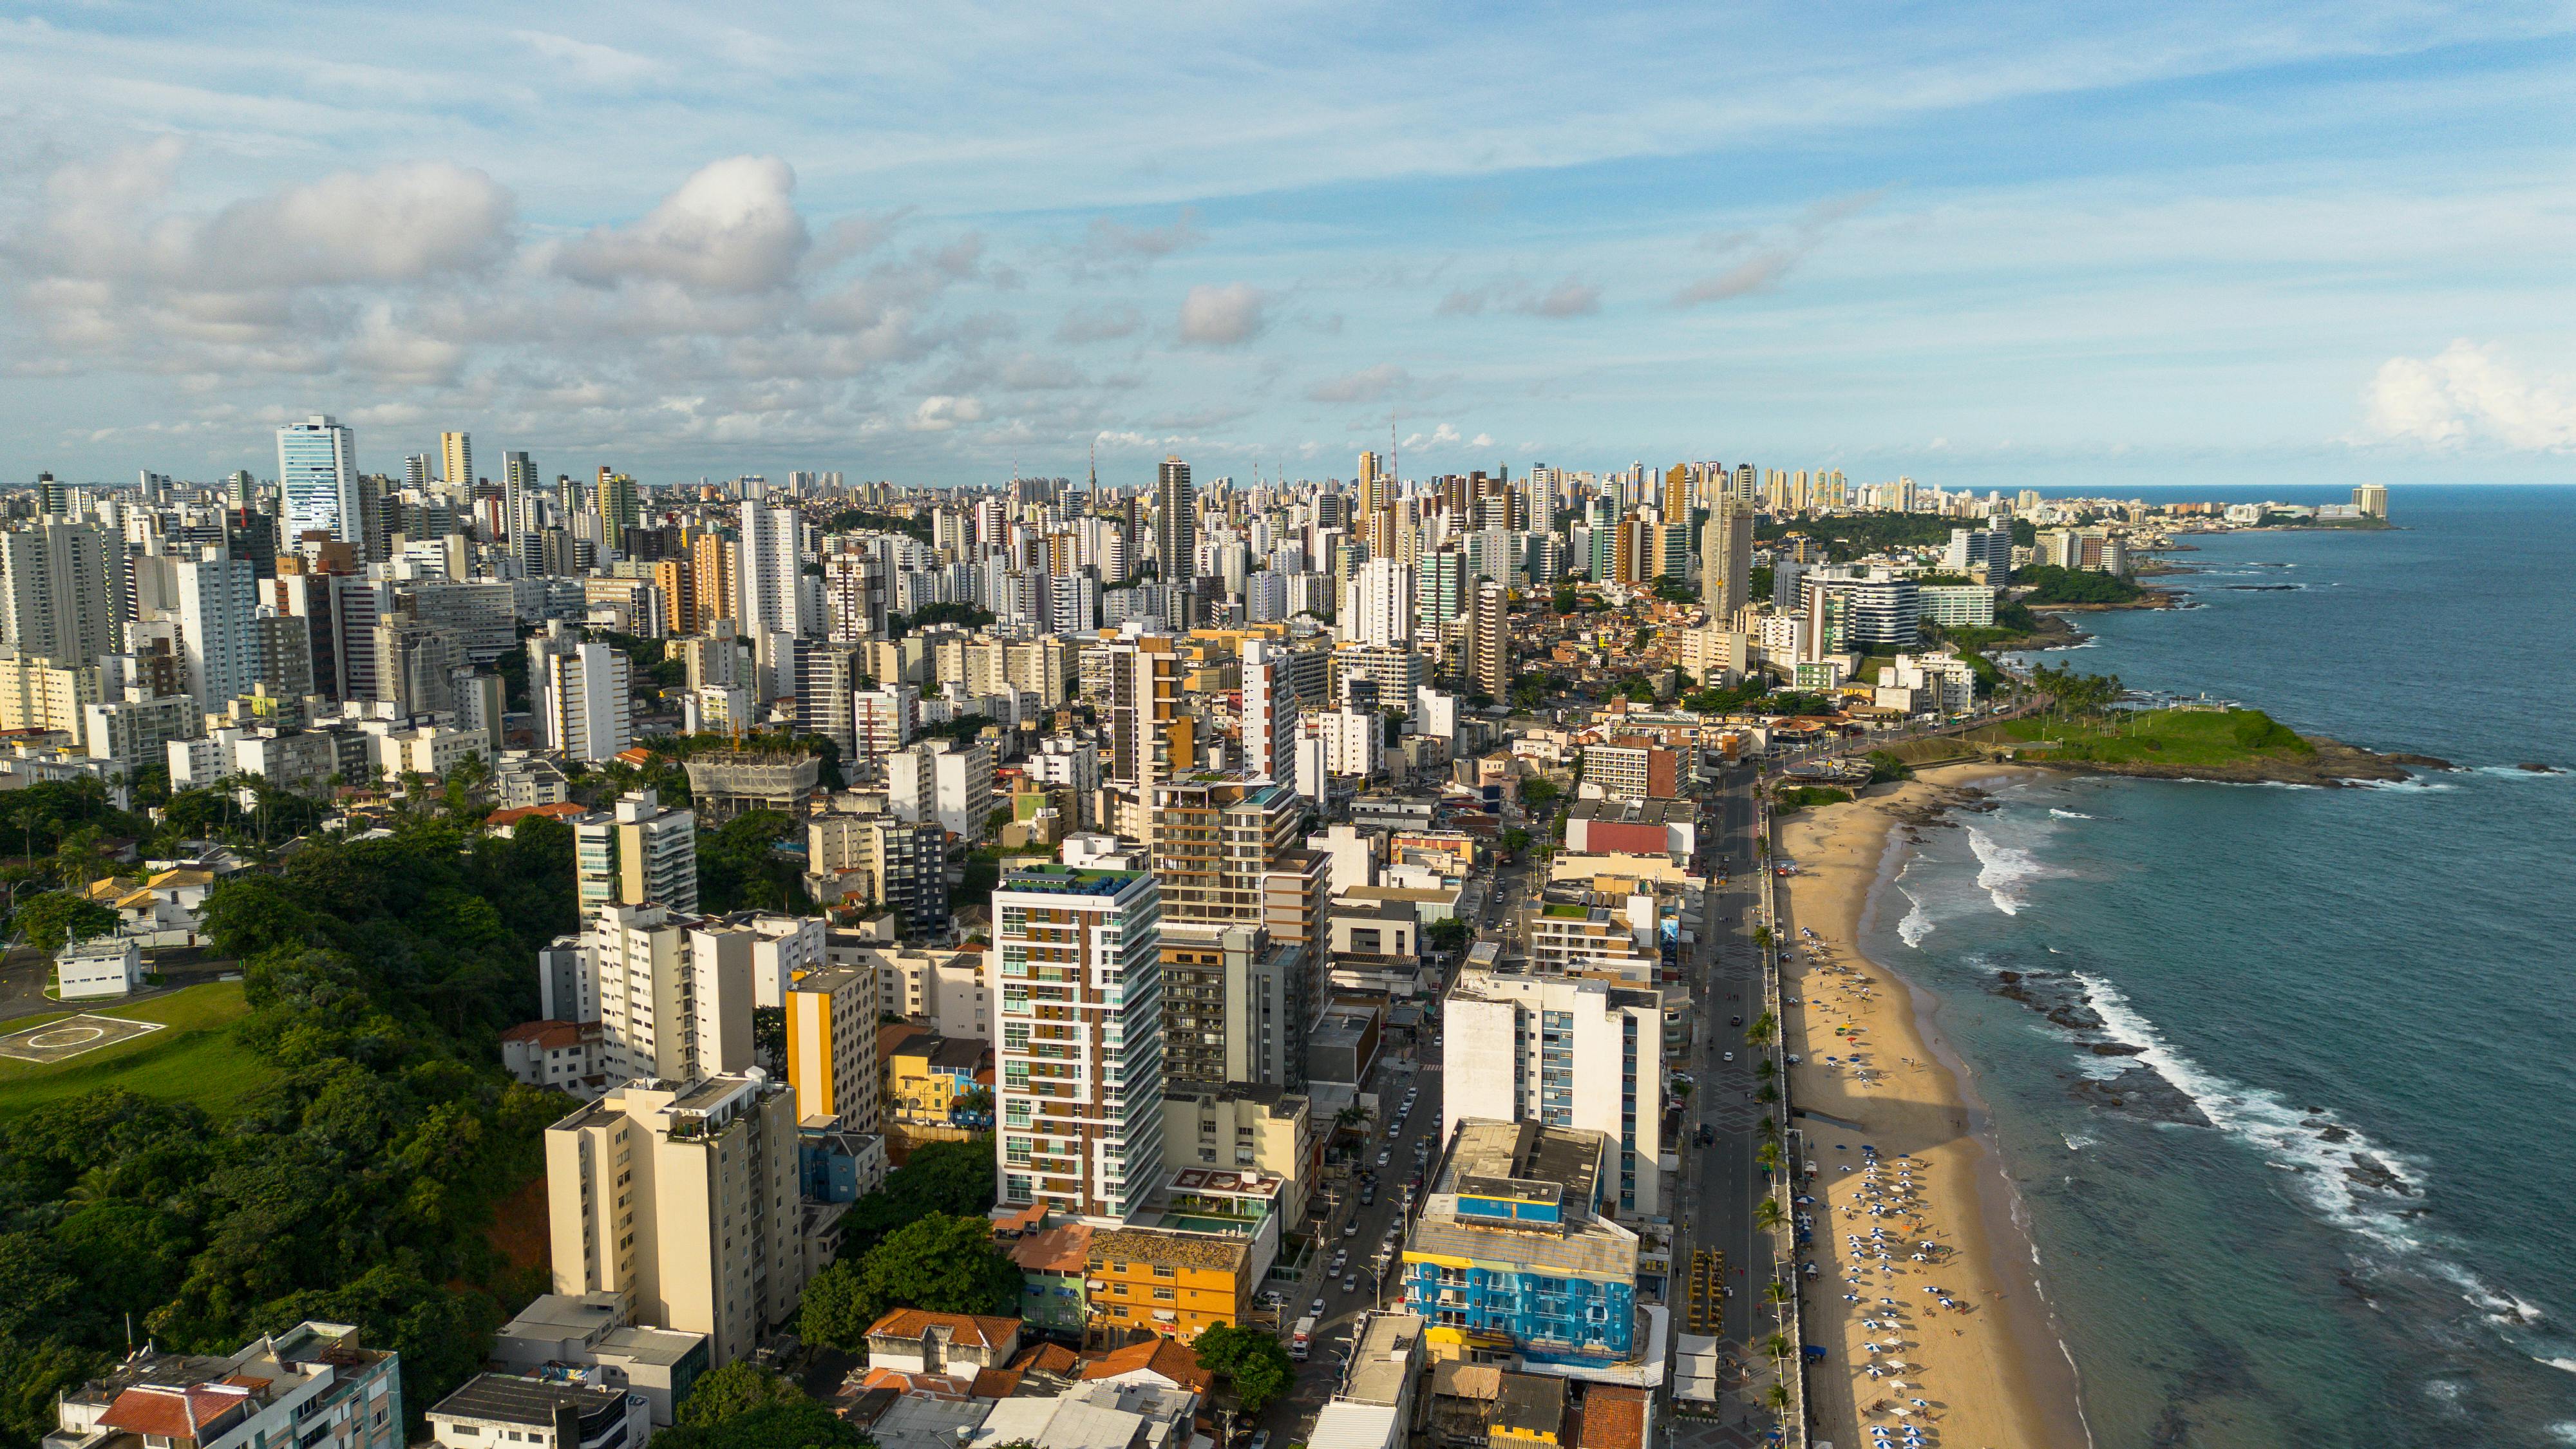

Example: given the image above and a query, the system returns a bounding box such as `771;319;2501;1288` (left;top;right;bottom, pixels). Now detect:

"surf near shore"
1772;762;2091;1449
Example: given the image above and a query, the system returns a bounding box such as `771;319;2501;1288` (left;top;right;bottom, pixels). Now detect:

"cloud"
1671;187;1887;308
558;155;810;293
909;395;985;431
513;31;666;86
1437;274;1602;318
1305;363;1411;404
2365;341;2576;451
1402;423;1465;448
1056;304;1143;345
1073;209;1202;276
1177;282;1267;346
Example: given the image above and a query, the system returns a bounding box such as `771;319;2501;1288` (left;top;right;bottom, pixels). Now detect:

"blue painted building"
1403;1119;1644;1375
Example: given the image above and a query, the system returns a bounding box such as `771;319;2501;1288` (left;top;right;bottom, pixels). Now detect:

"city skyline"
3;3;2571;487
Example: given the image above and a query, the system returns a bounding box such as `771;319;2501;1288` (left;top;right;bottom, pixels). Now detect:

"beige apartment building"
545;1073;809;1369
1162;1082;1315;1224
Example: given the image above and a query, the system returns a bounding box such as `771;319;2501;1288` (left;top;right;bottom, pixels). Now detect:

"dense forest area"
0;816;580;1446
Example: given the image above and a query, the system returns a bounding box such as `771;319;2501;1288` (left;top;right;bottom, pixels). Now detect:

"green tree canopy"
17;891;117;952
1193;1325;1294;1415
839;1213;1022;1326
677;1363;808;1428
835;1136;998;1258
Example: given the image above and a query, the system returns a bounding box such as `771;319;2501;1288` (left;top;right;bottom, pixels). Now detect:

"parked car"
1343;1275;1358;1293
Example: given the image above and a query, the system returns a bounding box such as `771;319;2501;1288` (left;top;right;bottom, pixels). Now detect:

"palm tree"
1762;1331;1792;1361
1766;1381;1792;1413
1754;1197;1786;1231
1755;1141;1783;1173
1764;1280;1792;1312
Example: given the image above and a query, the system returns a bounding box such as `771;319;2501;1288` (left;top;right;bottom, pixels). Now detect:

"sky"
1;1;2571;491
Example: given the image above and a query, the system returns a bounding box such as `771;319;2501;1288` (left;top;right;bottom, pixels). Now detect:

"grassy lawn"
1967;708;2312;766
0;980;276;1120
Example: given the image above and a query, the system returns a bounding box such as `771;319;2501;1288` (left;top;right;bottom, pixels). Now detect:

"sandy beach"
1773;762;2089;1449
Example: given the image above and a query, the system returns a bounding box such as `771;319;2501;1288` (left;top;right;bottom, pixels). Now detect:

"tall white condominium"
588;902;753;1084
1341;557;1414;648
544;1071;806;1368
1443;970;1666;1219
0;521;121;665
992;864;1166;1220
736;501;806;701
531;625;634;762
1238;638;1298;783
176;546;258;712
574;787;701;916
1700;497;1754;621
276;415;364;546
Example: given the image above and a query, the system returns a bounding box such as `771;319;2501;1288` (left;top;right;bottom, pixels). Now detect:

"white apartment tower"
176;545;258;713
574;788;701;916
1443;970;1666;1219
992;864;1166;1220
1238;638;1299;784
0;522;122;667
531;623;635;763
737;502;806;700
589;901;754;1085
1340;558;1414;649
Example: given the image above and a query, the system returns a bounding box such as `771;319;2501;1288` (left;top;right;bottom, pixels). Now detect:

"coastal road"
1674;766;1775;1400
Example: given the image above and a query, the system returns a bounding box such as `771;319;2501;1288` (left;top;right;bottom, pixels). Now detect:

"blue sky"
1;1;2570;489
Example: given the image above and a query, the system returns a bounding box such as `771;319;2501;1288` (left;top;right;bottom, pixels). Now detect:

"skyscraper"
440;431;473;491
1700;497;1754;621
736;502;806;700
1153;456;1194;584
1238;638;1299;782
1341;558;1414;649
502;451;542;570
277;415;365;548
176;545;257;712
1107;633;1192;791
1468;578;1508;700
992;863;1166;1220
0;522;121;666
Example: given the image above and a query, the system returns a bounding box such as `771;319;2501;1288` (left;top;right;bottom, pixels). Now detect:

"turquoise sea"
1866;485;2576;1446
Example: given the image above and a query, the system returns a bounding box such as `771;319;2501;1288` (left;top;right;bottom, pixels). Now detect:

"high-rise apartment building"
992;864;1166;1220
176;545;258;713
1699;497;1754;621
1340;558;1413;649
1153;457;1195;585
784;964;878;1132
736;502;805;699
1238;638;1300;783
1443;971;1666;1218
530;622;634;762
1106;633;1193;791
574;788;700;916
278;415;366;550
545;1072;807;1368
1466;578;1508;701
440;431;473;491
0;521;122;667
589;901;753;1084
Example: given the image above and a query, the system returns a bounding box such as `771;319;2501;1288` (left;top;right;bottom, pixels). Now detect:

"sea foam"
1965;824;2052;916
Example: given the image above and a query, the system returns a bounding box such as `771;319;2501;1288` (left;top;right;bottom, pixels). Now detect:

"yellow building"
880;1027;987;1128
784;965;878;1132
1084;1227;1249;1343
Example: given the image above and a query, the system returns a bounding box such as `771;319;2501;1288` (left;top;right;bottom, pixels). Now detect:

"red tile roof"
864;1308;1023;1351
487;802;587;827
100;1385;253;1441
1008;1222;1094;1275
1081;1337;1213;1393
1576;1387;1649;1449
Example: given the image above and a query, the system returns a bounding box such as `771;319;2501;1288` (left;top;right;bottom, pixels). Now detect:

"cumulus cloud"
909;395;985;431
1438;274;1602;319
1671;187;1886;308
1072;209;1202;276
1305;363;1412;404
1056;303;1144;345
1177;283;1267;346
558;155;810;292
2365;341;2576;451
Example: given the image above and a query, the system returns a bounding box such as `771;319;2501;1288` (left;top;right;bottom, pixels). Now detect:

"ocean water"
1861;486;2576;1446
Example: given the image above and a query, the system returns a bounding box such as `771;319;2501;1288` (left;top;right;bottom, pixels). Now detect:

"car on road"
1342;1275;1358;1293
1723;1051;1735;1063
1343;1222;1358;1237
1730;1015;1743;1027
1311;1297;1327;1316
1376;1151;1391;1166
1329;1251;1347;1274
1360;1188;1376;1206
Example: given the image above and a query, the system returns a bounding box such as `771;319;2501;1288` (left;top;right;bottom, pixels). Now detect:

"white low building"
57;935;142;998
